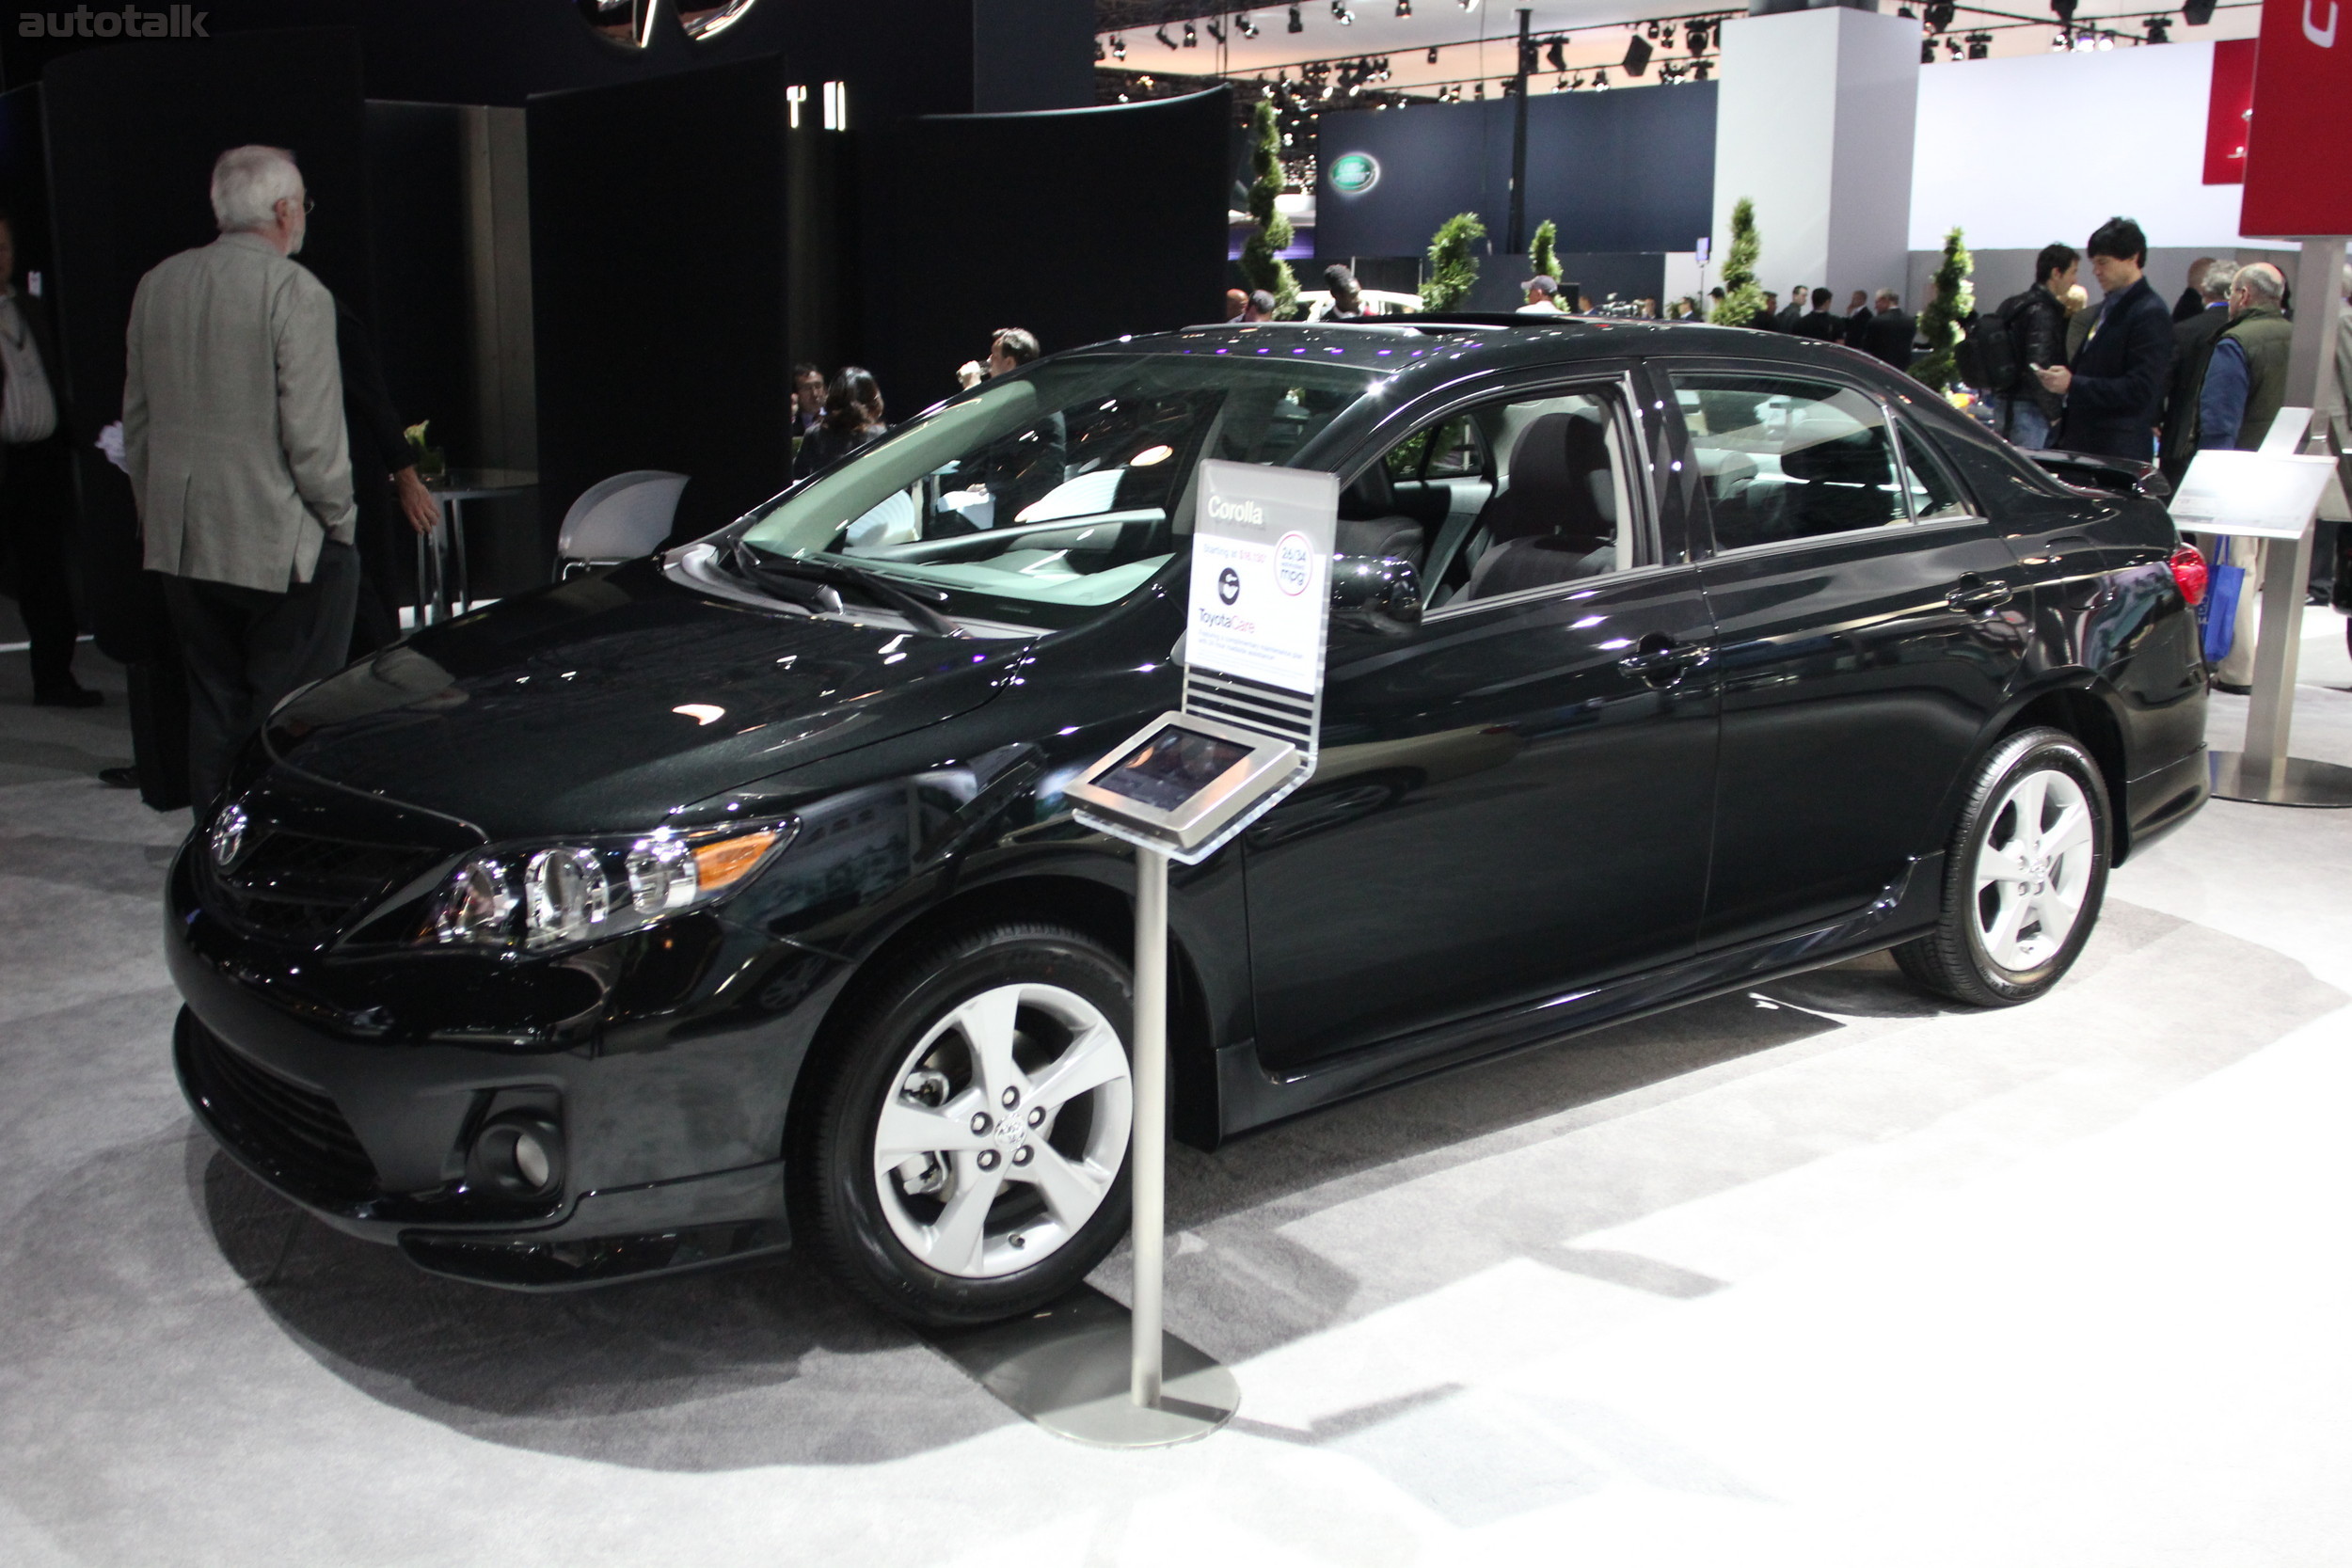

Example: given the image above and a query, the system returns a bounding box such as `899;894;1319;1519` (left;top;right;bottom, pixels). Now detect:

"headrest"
1339;458;1396;519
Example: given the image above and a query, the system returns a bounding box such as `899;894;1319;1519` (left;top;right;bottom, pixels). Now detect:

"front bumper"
166;844;830;1291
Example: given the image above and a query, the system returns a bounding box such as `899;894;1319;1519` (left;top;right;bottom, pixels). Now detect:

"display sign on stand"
2174;410;2352;808
969;461;1334;1449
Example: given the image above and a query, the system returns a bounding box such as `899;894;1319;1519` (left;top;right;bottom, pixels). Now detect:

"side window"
1382;413;1483;481
1671;374;1907;552
1357;386;1633;610
1895;424;1975;523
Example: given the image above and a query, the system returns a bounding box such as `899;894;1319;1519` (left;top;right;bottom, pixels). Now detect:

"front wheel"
1895;726;2110;1006
802;922;1136;1327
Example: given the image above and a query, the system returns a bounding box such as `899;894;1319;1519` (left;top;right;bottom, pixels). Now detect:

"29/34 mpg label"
1185;459;1337;697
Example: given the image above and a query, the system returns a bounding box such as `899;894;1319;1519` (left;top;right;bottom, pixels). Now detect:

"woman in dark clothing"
790;367;887;480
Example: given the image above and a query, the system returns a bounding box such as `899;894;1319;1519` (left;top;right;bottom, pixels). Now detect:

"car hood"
265;562;1030;840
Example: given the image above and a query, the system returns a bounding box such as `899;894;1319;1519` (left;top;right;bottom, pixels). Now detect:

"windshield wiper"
730;542;967;640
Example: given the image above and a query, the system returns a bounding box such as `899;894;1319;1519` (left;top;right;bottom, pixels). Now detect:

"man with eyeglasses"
123;144;356;813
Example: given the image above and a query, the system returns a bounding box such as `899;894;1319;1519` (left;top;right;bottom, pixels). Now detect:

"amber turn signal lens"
691;829;780;890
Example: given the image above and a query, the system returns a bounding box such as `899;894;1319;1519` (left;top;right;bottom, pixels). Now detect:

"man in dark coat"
1772;281;1807;334
2038;217;2173;462
1842;290;1872;349
0;209;93;705
1795;287;1842;341
1862;289;1915;372
334;295;439;658
2158;259;2236;486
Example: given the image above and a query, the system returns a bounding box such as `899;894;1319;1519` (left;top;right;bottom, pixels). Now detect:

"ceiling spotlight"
1183;20;1197;45
1546;37;1565;71
1921;38;1935;61
1692;57;1709;79
1898;3;1915;15
1686;21;1709;52
1926;1;1956;30
2096;31;2114;46
2183;0;2216;21
1396;0;1411;13
1155;24;1177;47
1238;12;1260;37
1332;0;1354;23
1570;71;1584;88
1592;69;1609;89
1111;33;1125;58
1472;80;1485;98
1966;29;1990;55
1661;21;1676;43
2144;14;2171;41
1427;43;1439;61
1288;3;1303;31
1554;71;1566;90
2051;0;2077;21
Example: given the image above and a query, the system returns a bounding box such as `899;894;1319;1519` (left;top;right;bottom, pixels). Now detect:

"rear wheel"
802;922;1136;1327
1895;726;2109;1006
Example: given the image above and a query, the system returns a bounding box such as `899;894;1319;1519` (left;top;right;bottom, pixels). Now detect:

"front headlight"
425;820;794;952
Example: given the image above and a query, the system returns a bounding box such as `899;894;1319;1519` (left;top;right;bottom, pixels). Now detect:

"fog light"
467;1112;564;1199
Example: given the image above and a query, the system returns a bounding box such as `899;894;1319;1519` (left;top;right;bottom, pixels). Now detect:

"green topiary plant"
1909;225;1976;390
1422;212;1486;311
1708;198;1767;327
1529;218;1561;291
1237;98;1299;320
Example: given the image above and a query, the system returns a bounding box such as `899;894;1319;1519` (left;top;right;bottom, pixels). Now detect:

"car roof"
1064;317;1899;392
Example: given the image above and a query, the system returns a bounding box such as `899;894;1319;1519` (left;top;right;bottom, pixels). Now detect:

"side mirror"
1330;554;1422;631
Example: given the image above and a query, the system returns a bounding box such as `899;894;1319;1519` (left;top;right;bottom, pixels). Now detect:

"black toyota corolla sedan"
167;318;2210;1325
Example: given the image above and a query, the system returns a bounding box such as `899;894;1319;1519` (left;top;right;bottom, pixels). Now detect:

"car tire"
1894;726;2110;1008
802;921;1136;1327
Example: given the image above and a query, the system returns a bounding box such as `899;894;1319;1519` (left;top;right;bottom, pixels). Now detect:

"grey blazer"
124;231;356;592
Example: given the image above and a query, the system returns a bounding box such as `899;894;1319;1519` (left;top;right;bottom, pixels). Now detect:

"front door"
1667;366;2029;948
1244;374;1719;1072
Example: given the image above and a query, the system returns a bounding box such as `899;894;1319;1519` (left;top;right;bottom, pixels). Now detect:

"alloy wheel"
870;982;1132;1279
1970;767;2095;973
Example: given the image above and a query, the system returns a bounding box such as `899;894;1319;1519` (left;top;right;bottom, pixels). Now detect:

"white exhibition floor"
2;616;2348;1567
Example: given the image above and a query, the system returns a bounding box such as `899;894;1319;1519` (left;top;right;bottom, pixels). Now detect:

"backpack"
1957;293;2027;395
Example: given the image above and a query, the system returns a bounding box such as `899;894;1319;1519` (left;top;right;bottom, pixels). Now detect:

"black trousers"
162;540;358;812
0;435;80;692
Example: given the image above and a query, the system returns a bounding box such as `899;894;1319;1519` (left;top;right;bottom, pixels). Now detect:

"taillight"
2168;543;2207;607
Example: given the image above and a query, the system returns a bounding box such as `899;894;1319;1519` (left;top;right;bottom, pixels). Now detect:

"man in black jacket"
2158;259;2236;486
1992;243;2075;450
1796;287;1842;341
2038;217;2173;462
334;296;439;658
1862;289;1915;371
1772;281;1807;334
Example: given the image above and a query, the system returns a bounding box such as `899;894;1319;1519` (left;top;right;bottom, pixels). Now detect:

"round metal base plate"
925;1287;1238;1449
2208;751;2352;808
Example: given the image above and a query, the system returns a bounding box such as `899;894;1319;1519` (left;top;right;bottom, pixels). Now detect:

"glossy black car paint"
167;319;2208;1291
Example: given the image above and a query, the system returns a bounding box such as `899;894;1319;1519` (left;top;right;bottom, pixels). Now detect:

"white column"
1713;7;1920;308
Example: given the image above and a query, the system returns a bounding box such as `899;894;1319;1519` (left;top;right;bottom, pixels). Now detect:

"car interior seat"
1335;458;1426;567
1777;420;1898;539
1460;411;1619;600
553;470;690;578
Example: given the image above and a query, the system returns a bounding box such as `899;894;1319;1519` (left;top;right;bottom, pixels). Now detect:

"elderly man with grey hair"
2193;261;2293;691
123;144;355;811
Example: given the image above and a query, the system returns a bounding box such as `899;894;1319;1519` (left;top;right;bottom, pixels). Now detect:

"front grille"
206;823;448;946
177;1013;380;1203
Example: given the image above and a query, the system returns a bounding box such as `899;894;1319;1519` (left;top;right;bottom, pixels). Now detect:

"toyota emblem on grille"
208;803;249;870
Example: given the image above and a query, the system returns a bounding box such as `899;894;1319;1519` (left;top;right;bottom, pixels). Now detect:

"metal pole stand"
927;848;1238;1449
2209;523;2352;809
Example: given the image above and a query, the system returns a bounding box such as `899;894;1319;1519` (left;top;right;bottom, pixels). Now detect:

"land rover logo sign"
1328;152;1379;195
209;802;248;871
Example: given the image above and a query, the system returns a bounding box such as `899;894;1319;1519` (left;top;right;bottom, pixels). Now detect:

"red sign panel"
2205;38;2256;184
2241;0;2352;235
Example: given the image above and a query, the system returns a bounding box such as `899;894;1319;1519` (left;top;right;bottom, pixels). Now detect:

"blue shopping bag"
2201;552;2245;665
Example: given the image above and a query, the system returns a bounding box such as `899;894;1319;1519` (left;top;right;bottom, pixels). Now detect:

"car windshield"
734;353;1380;630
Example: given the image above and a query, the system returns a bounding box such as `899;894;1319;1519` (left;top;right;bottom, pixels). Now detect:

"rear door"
1242;368;1720;1071
1666;363;2030;948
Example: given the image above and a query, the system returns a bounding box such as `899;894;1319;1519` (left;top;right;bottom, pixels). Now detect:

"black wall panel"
1314;85;1718;262
528;55;794;546
881;89;1231;414
40;28;372;662
361;102;469;465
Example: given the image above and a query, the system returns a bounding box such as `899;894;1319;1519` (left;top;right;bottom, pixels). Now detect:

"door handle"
1947;576;2014;612
1617;636;1712;683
